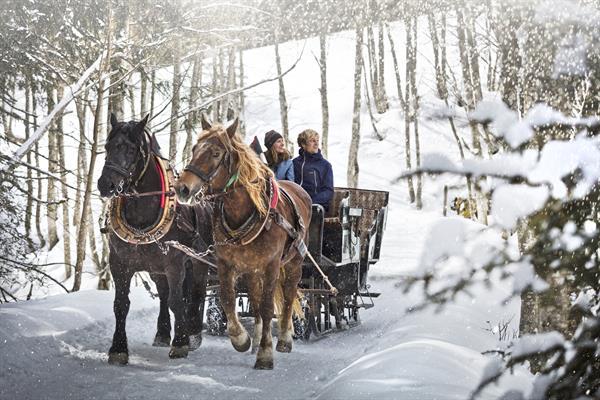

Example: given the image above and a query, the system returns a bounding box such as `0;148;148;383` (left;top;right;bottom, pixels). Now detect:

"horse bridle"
104;130;151;195
183;141;237;196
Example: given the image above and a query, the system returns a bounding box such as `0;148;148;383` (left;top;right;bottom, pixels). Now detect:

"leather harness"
212;176;307;261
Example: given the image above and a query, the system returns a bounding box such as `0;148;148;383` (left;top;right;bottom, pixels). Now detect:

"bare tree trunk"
495;2;523;113
45;85;59;250
183;54;202;165
376;22;389;113
32;85;46;248
55;86;72;277
238;48;246;138
362;56;384;140
169;41;181;161
218;48;226;120
140;67;148;118
485;15;496;91
386;23;406;110
465;6;483;101
128;84;136;119
366;26;378;107
85;199;106;289
319;34;329;157
456;7;482;157
0;77;8;136
73;89;103;292
347;28;363;188
108;72;124;121
1;76;16;140
224;46;237;120
24;76;34;250
409;18;422;209
465;6;496;156
149;70;156;120
74;93;88;227
275;43;291;148
211;54;220;122
457;7;491;224
404;18;416;203
73;8;112;292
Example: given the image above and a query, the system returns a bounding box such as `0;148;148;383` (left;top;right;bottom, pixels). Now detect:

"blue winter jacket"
293;149;334;211
271;159;295;181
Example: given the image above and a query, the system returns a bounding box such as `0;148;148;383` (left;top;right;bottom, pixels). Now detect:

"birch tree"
347;27;363;188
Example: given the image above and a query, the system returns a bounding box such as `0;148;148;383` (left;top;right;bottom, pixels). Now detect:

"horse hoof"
253;359;274;370
189;334;202;351
169;345;189;359
152;334;171;347
276;340;292;353
108;352;129;365
231;334;251;353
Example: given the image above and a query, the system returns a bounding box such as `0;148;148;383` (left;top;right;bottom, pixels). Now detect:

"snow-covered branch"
0;51;106;175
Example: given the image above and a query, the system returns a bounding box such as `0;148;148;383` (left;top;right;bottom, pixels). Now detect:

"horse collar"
107;156;177;245
214;176;278;246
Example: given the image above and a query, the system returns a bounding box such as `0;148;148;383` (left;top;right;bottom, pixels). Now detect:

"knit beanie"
264;130;283;149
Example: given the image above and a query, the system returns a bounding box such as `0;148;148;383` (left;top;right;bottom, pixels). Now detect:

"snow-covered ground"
2;21;535;399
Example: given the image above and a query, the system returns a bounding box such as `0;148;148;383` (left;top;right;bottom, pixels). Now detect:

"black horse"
97;113;213;365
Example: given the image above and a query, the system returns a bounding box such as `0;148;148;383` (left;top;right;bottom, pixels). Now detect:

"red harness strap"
270;177;279;209
154;156;166;209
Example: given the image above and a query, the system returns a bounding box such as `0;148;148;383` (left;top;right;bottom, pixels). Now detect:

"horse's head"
175;116;240;203
97;113;149;197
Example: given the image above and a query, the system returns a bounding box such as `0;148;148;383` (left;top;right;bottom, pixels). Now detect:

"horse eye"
212;151;220;158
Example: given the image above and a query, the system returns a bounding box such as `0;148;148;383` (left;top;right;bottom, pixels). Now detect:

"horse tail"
273;267;303;319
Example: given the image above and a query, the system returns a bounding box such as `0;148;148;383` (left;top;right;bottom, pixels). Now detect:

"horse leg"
187;262;208;350
276;260;302;353
166;268;190;359
247;273;263;354
219;266;251;352
255;261;279;370
108;267;134;365
151;273;172;347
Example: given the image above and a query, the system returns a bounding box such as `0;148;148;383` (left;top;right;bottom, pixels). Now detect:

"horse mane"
200;125;274;216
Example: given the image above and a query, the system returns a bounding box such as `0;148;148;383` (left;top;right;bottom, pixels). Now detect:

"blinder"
183;148;233;190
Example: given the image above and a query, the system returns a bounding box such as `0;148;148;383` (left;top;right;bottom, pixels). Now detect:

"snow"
529;135;600;199
511;332;565;359
470;99;532;148
491;185;549;230
534;0;600;27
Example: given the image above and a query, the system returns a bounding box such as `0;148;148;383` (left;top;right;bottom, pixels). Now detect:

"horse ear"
138;114;149;130
200;114;212;131
110;112;118;127
226;118;239;139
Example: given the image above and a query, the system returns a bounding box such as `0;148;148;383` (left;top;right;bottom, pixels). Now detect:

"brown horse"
174;117;312;369
97;114;213;364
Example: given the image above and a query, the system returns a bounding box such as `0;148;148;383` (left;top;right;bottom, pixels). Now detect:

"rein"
117;190;175;199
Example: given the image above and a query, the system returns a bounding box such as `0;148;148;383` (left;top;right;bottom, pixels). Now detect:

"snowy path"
0;202;530;400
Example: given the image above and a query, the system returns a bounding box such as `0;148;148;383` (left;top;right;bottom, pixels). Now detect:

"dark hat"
264;130;283;149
